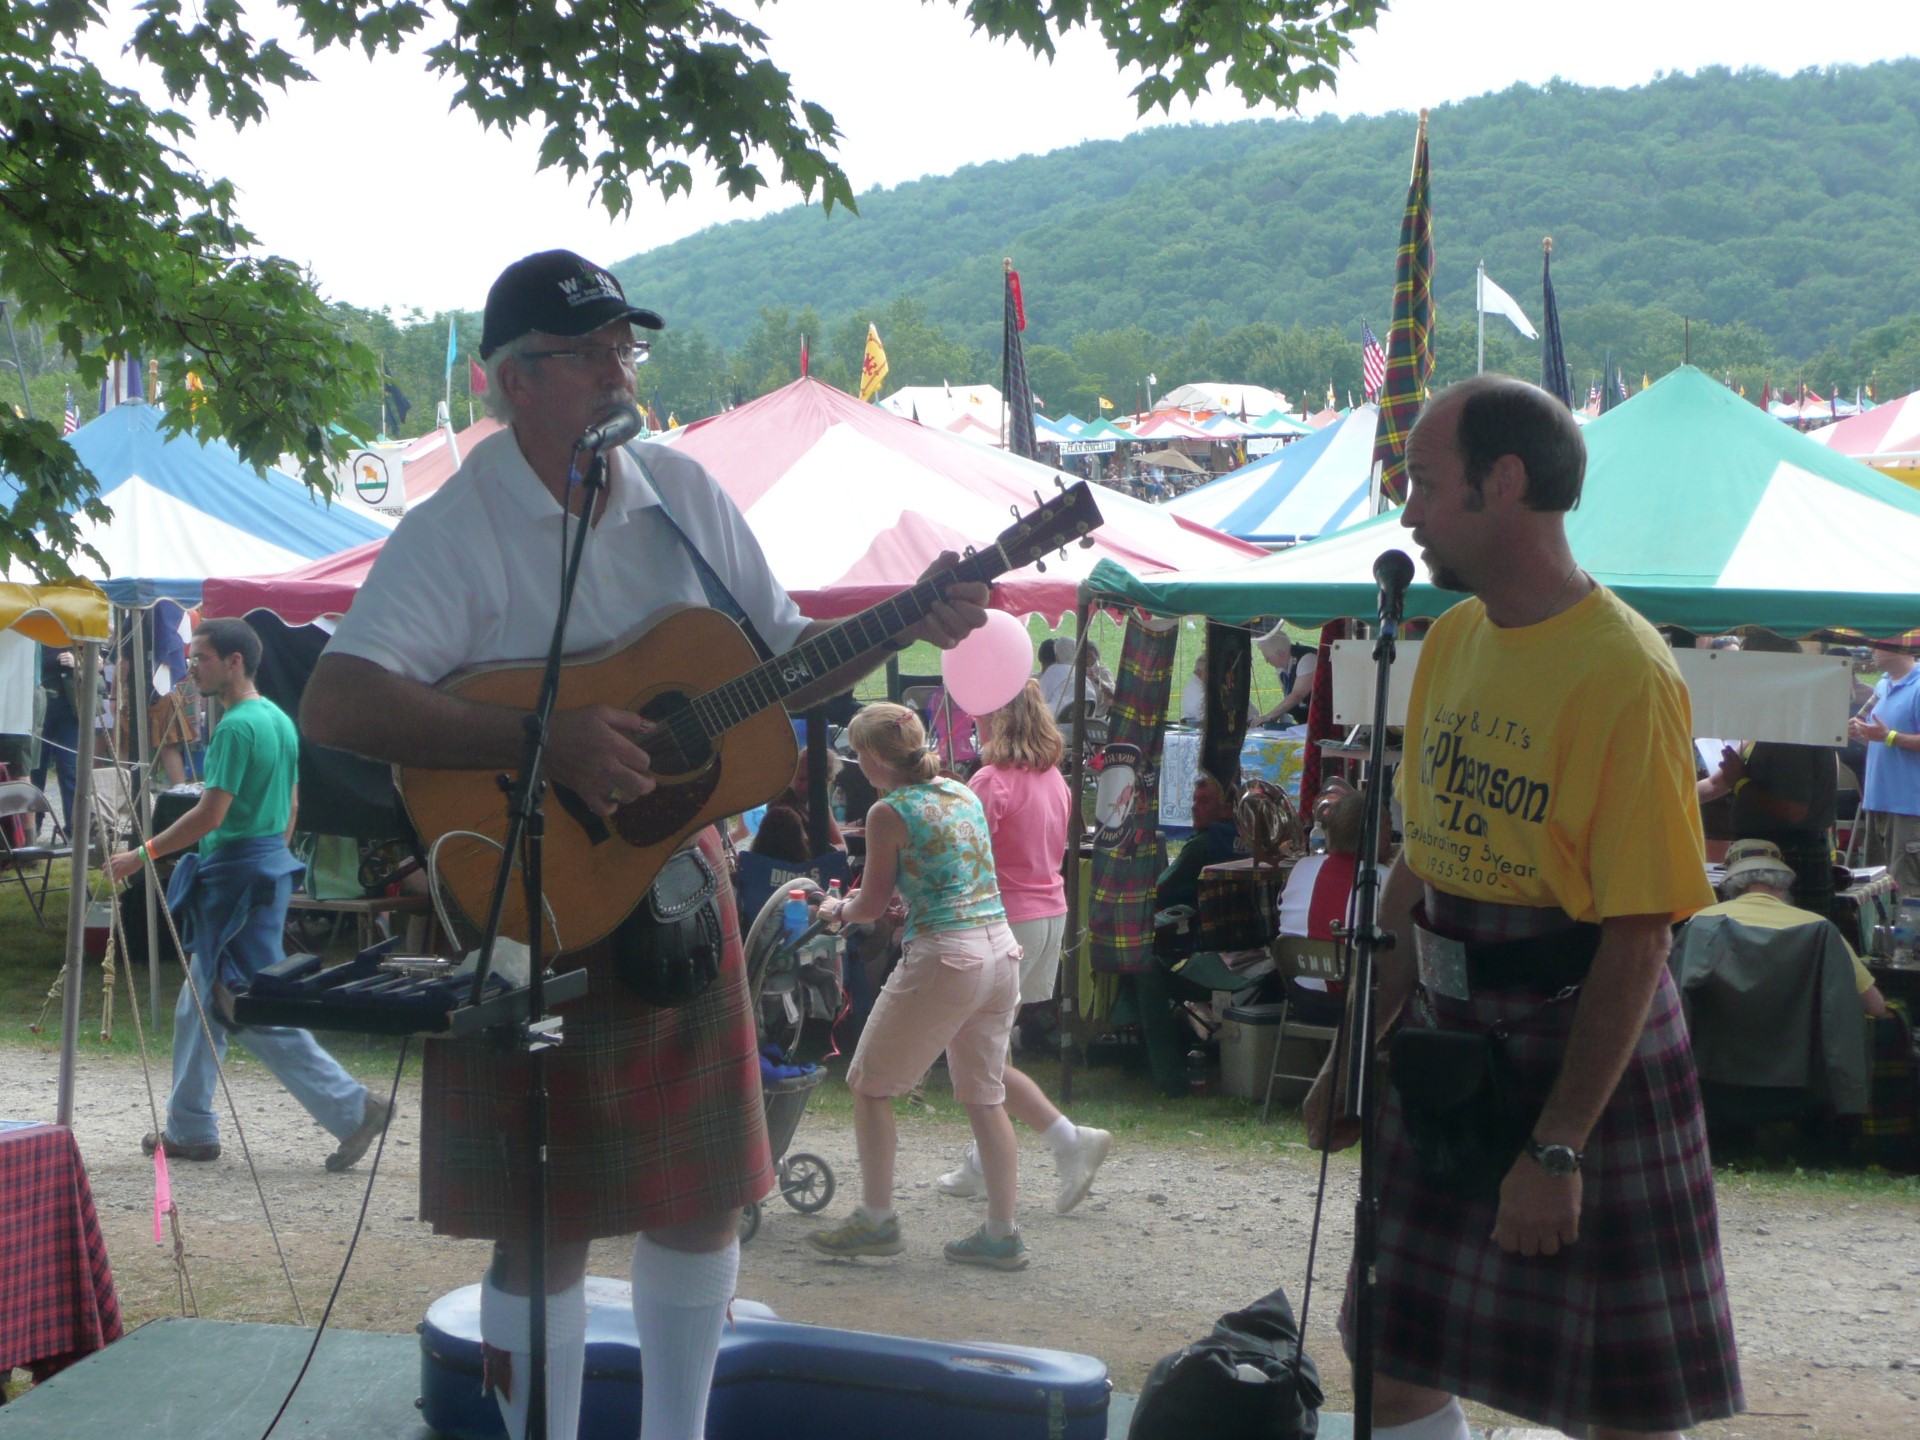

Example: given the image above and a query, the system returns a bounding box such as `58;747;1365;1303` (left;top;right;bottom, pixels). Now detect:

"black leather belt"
1412;920;1601;999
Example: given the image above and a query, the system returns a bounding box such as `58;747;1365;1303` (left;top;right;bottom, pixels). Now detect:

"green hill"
608;61;1920;405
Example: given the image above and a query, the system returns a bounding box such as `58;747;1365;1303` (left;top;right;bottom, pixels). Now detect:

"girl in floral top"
808;702;1027;1270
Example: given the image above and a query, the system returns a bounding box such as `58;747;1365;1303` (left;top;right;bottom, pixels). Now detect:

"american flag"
1360;322;1387;401
61;387;79;435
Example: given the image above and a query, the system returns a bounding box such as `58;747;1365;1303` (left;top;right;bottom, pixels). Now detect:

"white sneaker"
935;1150;987;1198
1053;1126;1112;1215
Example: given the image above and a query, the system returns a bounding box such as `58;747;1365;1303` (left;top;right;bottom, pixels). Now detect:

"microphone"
574;399;643;454
1374;548;1414;621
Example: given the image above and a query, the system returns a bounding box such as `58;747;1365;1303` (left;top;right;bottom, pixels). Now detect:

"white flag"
1477;270;1539;339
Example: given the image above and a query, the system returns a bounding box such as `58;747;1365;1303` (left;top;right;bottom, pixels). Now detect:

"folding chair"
1224;936;1344;1122
0;780;75;928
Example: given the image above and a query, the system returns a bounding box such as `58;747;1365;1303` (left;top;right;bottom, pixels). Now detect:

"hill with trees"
8;60;1918;443
605;60;1920;419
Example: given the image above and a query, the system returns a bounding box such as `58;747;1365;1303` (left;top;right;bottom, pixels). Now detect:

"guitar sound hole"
638;692;710;779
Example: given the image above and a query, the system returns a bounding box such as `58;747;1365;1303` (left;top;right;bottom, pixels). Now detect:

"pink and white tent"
205;377;1263;625
1806;389;1920;479
665;378;1263;619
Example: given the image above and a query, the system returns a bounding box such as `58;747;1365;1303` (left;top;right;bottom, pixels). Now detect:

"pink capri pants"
845;920;1021;1105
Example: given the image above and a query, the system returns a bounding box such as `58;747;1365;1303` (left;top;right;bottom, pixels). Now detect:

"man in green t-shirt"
107;618;389;1169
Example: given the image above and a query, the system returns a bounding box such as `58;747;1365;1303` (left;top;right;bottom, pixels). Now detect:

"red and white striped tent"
1805;388;1920;482
664;378;1263;619
204;377;1262;625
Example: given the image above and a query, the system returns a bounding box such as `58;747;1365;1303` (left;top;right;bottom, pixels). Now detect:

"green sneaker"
943;1225;1029;1271
806;1211;903;1259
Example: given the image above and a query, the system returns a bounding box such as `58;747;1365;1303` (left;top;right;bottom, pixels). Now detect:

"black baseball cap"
479;249;664;359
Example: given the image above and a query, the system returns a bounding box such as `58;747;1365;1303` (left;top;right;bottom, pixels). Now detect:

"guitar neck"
686;553;997;739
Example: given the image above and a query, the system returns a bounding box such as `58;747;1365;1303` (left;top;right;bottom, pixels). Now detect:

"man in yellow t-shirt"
1305;376;1740;1440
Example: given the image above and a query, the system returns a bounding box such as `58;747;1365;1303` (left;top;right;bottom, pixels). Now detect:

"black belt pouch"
608;848;723;1008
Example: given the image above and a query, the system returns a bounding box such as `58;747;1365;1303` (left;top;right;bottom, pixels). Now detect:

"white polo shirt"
325;428;809;684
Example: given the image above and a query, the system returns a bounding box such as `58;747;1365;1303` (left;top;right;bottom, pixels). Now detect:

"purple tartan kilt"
418;831;773;1243
1341;969;1743;1436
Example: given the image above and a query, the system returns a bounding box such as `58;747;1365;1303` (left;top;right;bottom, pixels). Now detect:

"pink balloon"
941;610;1034;715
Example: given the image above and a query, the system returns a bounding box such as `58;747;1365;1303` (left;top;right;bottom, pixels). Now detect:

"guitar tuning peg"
1033;489;1045;509
1034;559;1047;573
1057;546;1068;562
1009;504;1021;522
1078;536;1097;549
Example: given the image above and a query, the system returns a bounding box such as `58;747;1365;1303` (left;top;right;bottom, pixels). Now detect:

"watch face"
1534;1142;1580;1176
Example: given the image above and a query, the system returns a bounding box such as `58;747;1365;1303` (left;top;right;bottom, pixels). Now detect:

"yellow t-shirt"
1398;584;1714;923
1696;891;1877;994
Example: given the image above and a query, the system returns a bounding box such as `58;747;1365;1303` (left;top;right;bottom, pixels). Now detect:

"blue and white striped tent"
6;402;389;607
1165;403;1377;546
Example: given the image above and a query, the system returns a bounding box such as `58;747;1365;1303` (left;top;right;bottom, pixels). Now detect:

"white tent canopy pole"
56;639;102;1127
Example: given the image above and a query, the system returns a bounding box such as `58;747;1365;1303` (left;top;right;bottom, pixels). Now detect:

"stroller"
737;873;842;1243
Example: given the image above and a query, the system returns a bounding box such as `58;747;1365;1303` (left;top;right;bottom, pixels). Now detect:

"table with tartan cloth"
0;1123;123;1380
1196;856;1296;953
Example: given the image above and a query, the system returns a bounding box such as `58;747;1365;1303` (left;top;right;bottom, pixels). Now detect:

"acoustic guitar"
398;481;1105;952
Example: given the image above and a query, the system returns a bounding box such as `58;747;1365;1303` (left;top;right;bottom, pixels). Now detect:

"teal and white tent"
1166;404;1377;546
1089;366;1920;638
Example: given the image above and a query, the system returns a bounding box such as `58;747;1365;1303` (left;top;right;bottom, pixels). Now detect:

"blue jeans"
165;840;368;1146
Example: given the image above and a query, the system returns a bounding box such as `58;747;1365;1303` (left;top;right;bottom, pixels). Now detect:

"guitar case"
418;1278;1110;1440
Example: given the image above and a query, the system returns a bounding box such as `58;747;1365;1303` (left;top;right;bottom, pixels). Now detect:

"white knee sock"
631;1234;739;1440
478;1274;588;1440
1375;1398;1470;1440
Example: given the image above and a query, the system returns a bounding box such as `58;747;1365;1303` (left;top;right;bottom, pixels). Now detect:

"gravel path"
10;1043;1918;1438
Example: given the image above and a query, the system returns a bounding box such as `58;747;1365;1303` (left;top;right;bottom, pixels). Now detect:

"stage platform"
0;1317;1496;1440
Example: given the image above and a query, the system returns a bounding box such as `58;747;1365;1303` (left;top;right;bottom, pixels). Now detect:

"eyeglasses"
521;342;650;369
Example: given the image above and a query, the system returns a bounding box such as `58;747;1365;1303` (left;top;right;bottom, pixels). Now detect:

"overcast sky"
111;0;1920;314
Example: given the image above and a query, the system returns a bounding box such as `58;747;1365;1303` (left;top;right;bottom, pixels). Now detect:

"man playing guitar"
301;249;987;1440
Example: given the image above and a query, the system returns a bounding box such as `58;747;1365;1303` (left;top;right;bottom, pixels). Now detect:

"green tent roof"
1089;366;1920;637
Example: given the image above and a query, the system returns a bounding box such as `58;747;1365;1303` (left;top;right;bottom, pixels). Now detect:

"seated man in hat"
1684;838;1887;1020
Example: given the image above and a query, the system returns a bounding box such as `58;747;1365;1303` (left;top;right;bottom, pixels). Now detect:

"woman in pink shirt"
934;680;1113;1214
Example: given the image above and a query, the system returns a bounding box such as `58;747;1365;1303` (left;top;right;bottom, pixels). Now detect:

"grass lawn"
5;858;1913;1204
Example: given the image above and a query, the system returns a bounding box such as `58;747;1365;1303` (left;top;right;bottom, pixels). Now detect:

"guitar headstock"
977;483;1104;581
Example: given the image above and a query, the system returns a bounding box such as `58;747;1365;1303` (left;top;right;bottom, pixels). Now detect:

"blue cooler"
419;1278;1110;1440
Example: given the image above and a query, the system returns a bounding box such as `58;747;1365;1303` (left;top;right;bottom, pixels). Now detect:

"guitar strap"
631;449;776;664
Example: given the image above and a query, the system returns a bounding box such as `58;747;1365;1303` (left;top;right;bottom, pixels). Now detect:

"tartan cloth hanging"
1371;112;1434;506
1089;615;1179;975
1298;619;1350;817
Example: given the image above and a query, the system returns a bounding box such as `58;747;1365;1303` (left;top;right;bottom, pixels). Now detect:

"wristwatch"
1525;1136;1584;1176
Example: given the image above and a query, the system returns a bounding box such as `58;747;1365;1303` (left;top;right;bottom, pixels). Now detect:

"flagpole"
1476;261;1485;376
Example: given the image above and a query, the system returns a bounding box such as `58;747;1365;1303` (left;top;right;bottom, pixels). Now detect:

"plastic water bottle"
1897;898;1920;966
783;888;810;941
1186;1047;1208;1098
1308;821;1328;855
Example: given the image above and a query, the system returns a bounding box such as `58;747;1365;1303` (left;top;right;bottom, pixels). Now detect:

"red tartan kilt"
1341;969;1744;1435
418;830;773;1242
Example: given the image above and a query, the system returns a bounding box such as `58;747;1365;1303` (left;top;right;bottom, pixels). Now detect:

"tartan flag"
1539;239;1573;407
1371;112;1434;505
1360;321;1387;400
62;388;79;435
858;324;888;402
1002;262;1037;461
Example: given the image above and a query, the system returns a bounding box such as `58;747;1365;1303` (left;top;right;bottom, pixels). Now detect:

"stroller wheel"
779;1152;835;1213
738;1201;762;1244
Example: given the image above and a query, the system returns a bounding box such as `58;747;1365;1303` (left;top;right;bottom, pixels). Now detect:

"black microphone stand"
1336;558;1410;1440
463;440;611;1440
